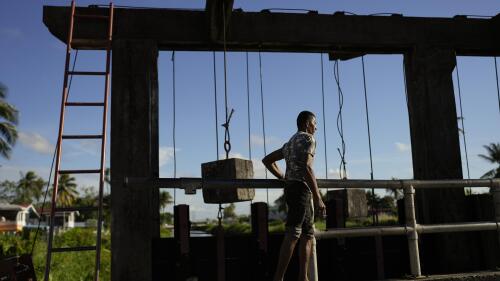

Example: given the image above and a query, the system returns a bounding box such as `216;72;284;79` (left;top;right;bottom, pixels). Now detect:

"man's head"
296;111;317;135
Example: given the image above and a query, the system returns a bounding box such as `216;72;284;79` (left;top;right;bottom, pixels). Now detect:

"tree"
478;143;500;179
12;171;45;204
0;83;19;159
386;177;403;201
0;180;16;202
159;191;173;211
55;174;78;207
223;203;237;220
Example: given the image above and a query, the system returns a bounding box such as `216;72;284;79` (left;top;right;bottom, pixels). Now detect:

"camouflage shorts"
284;181;314;238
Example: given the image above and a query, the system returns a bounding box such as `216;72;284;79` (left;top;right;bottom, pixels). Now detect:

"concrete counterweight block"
327;189;368;218
201;158;255;203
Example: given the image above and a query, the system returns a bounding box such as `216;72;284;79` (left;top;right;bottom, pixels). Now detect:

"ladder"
44;1;113;281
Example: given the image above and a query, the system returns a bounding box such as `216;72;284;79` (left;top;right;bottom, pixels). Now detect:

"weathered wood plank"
111;39;159;281
404;46;473;274
43;6;500;55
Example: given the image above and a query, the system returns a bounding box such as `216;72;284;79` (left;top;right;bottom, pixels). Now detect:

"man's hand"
314;196;326;218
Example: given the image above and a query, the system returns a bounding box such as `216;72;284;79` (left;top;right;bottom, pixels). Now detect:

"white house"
0;203;39;232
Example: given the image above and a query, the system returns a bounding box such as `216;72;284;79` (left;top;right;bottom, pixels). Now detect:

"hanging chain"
222;109;234;159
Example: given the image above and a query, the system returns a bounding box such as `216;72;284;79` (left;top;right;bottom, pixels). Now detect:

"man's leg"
273;233;299;281
298;235;313;281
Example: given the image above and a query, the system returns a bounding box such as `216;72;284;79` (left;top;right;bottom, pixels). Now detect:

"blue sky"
0;0;499;220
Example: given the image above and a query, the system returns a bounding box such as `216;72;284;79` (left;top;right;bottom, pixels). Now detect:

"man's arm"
304;154;326;217
262;149;285;179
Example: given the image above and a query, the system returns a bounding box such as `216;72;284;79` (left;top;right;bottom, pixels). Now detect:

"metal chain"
222;109;234;159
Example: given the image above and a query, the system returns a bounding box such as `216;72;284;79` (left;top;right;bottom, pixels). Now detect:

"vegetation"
0;83;18;159
55;174;79;207
0;171;45;204
479;143;500;179
0;228;111;281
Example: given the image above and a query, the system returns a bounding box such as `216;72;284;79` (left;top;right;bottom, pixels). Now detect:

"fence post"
491;180;500;247
404;185;421;277
174;204;191;280
251;202;268;280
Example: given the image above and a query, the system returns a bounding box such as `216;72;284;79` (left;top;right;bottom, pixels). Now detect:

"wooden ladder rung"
58;169;101;174
51;246;96;253
65;102;105;107
62;134;103;140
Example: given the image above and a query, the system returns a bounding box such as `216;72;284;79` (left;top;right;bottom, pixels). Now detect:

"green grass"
1;228;111;281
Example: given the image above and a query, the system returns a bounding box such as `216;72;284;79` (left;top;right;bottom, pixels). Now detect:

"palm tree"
13;171;45;204
159;191;173;211
478;143;500;179
55;174;79;207
0;83;19;159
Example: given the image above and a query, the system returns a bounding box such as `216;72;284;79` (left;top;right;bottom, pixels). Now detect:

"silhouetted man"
263;110;326;281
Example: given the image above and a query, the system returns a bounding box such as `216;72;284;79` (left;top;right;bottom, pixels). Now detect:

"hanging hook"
222;108;234;159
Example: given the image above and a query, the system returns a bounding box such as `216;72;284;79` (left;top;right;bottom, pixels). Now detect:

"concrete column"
404;46;470;273
111;39;160;281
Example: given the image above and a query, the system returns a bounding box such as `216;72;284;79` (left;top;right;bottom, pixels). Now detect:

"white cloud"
395;142;411;152
327;168;348;179
250;134;280;147
159;146;179;167
218;152;248;160
18;132;53;155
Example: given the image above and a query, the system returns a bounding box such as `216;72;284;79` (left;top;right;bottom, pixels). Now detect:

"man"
262;110;326;281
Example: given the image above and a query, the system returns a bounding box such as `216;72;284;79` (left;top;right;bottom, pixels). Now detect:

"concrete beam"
43;5;500;55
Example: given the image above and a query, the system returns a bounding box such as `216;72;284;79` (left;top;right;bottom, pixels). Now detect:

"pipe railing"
125;177;500;278
125;177;500;190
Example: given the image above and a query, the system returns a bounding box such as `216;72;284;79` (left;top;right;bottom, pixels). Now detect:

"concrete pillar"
111;39;160;281
404;46;470;273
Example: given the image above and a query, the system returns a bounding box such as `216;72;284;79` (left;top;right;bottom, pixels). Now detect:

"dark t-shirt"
281;131;316;183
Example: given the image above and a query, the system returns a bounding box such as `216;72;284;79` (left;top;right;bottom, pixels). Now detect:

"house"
0;203;39;232
37;205;78;229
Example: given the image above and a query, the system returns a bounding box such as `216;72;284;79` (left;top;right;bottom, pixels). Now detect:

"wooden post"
251;202;268;252
111;39;159;281
404;46;470;273
251;202;268;280
216;224;225;281
326;198;345;229
174;204;190;280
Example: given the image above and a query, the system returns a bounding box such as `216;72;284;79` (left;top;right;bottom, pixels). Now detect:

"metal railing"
126;177;500;277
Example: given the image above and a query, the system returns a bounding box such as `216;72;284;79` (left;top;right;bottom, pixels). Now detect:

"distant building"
37;205;78;229
0;203;40;232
